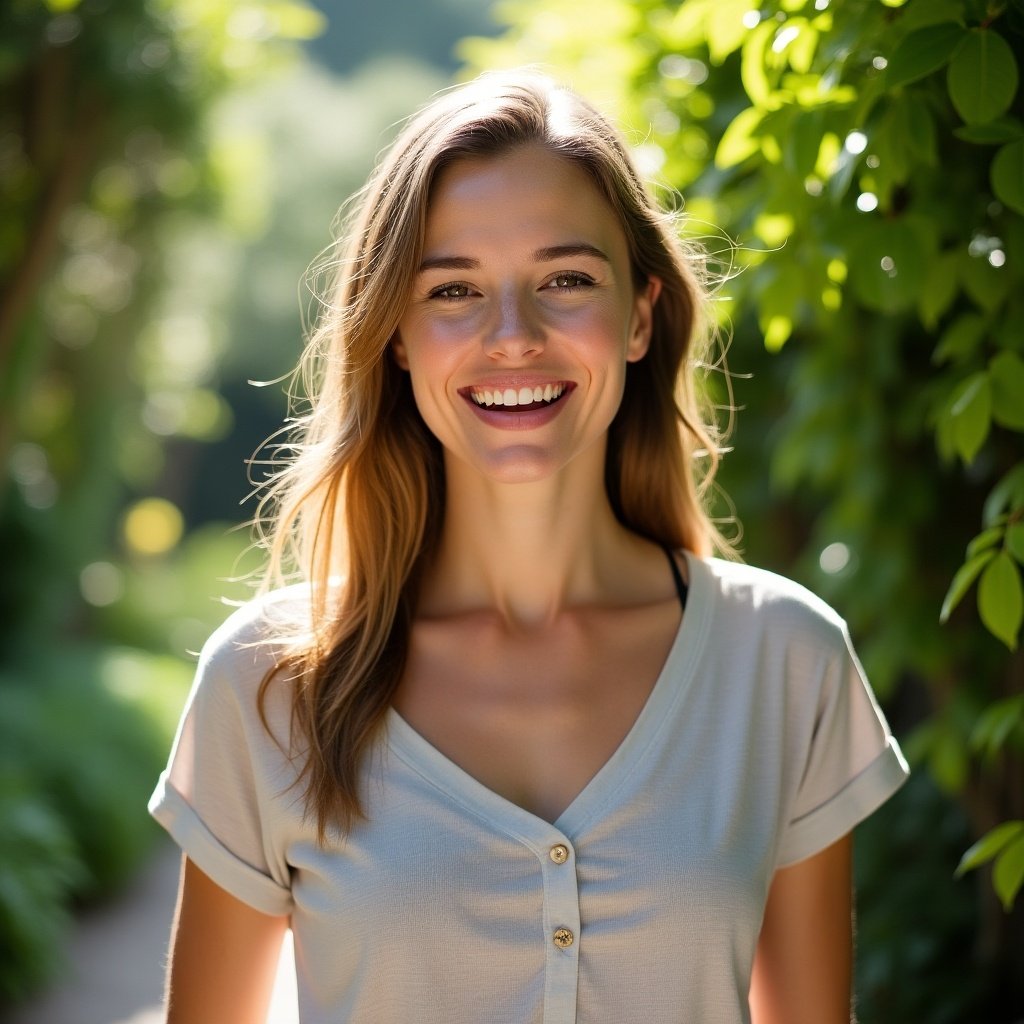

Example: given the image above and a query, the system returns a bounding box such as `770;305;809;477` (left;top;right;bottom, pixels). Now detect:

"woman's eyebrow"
418;243;610;273
417;254;479;272
533;243;610;264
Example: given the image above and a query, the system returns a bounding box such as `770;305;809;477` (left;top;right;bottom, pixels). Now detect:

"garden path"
5;838;298;1024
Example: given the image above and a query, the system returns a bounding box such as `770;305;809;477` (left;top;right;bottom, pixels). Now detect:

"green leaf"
741;21;777;109
874;102;912;186
900;0;963;29
990;351;1024;430
933;312;986;365
955;117;1024;144
761;315;793;351
941;548;996;621
956;820;1024;875
667;0;713;49
966;526;1004;558
715;107;764;168
753;211;795;247
994;835;1024;911
960;251;1011;312
786;109;825;178
991;140;1024;216
948;29;1019;125
949;370;992;463
919;252;959;329
1007;522;1024;564
903;95;938;166
984;464;1024;526
787;21;818;75
706;0;753;64
970;694;1024;759
847;222;927;313
886;22;966;89
757;262;803;351
978;550;1024;649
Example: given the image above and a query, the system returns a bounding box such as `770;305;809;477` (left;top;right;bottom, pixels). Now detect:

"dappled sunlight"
3;0;1023;1019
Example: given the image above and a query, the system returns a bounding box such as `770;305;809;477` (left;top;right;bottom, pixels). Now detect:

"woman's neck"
420;454;657;629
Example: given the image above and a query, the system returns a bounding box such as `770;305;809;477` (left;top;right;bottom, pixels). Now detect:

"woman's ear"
626;276;662;363
391;332;410;370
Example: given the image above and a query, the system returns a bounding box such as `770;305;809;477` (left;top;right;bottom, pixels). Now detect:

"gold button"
549;844;569;864
553;928;574;948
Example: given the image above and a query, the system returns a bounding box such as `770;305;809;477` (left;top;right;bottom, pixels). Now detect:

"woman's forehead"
422;145;628;259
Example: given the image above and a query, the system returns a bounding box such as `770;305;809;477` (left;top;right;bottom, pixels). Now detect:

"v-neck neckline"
385;552;713;843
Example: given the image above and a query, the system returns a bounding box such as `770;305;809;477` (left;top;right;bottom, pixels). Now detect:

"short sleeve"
148;600;296;916
776;621;909;867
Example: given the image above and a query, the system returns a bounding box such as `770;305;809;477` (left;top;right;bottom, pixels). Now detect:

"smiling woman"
393;143;658;481
149;70;908;1024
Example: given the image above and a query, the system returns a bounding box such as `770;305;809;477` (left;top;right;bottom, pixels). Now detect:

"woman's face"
393;143;659;487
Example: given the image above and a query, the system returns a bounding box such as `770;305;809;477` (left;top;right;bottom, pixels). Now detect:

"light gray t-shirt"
149;554;908;1023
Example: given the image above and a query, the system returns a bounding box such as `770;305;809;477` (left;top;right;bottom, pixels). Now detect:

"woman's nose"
483;289;545;358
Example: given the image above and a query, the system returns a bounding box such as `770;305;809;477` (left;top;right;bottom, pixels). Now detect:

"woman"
150;70;908;1024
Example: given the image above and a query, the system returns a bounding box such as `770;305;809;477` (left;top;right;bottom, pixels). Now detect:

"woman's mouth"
465;382;570;412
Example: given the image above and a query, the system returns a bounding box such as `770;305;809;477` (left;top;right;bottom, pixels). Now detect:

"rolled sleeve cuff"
148;774;293;917
777;736;910;868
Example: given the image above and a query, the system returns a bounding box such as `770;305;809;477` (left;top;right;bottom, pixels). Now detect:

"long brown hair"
255;70;726;838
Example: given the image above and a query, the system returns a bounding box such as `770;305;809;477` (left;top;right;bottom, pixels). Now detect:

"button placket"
539;835;580;1023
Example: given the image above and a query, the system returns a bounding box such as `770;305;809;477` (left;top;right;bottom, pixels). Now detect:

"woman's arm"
749;833;854;1024
165;855;289;1024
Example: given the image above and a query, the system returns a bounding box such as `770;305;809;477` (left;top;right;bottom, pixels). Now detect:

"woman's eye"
430;282;472;300
547;272;593;291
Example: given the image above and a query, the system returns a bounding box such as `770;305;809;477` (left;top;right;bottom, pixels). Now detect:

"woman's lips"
458;381;575;429
467;382;567;409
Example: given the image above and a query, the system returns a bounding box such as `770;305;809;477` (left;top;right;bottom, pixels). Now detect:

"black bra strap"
663;547;688;611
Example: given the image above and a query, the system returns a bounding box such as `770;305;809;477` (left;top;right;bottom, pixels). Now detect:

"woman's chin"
445;436;608;491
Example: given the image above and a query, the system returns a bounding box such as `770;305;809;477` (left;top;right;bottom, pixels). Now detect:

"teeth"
470;383;566;407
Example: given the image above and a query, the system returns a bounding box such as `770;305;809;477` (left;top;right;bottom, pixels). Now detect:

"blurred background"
1;0;1022;1021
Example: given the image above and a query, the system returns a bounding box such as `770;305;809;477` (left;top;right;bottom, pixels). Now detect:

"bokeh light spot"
123;498;184;556
80;561;125;606
844;131;868;154
820;542;851;574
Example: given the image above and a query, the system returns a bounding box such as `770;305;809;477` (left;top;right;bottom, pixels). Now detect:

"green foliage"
970;692;1024;760
0;648;189;1001
957;819;1024;911
979;550;1023;650
855;772;985;1023
0;777;82;1001
0;0;321;1006
463;0;1024;1012
948;29;1018;125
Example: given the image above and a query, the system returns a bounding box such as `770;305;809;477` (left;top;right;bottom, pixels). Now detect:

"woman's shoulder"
193;583;314;686
690;555;847;639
